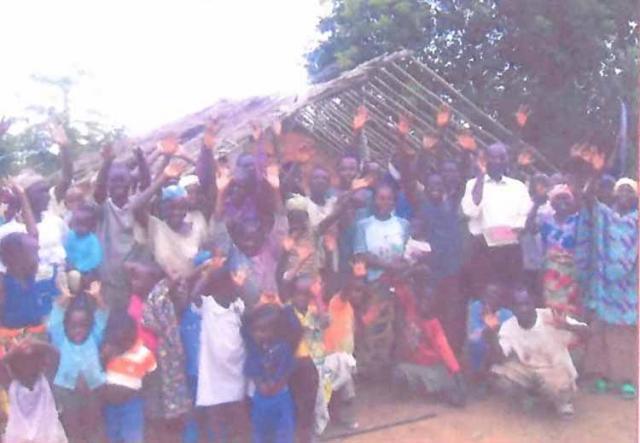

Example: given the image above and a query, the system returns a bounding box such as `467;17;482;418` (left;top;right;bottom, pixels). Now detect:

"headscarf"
548;184;574;201
161;184;187;202
178;175;200;189
614;177;638;194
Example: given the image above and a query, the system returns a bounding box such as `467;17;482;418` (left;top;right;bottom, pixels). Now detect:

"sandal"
592;378;609;394
620;383;636;400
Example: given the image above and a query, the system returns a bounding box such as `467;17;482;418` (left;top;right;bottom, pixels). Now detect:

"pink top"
127;294;158;354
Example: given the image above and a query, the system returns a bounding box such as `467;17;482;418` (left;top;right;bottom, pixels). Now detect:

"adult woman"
528;184;580;313
353;183;410;378
577;178;638;399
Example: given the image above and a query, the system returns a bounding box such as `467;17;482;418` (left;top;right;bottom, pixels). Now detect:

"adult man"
484;287;589;418
461;143;532;289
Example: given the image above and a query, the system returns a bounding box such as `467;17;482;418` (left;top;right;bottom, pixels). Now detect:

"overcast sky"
1;0;326;135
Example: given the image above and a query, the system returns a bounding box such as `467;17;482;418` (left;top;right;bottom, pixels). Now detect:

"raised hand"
215;166;232;190
517;149;534;166
231;268;248;287
422;132;439;151
101;144;115;161
515;105;531;128
203;118;221;150
250;121;262;142
436;104;452;127
272;120;283;137
351;176;373;191
163;161;186;179
352;105;368;132
457;130;477;151
397;114;411;136
265;164;280;189
157;136;180;156
48;122;69;147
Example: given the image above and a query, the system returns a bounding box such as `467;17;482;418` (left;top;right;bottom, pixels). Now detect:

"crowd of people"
0;107;635;443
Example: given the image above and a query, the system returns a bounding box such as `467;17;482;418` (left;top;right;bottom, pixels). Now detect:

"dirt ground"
322;383;637;443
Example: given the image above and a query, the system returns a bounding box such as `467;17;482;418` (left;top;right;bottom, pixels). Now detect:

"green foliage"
0;73;124;178
307;0;639;166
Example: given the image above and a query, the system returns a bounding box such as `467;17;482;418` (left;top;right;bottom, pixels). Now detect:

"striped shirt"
106;340;157;390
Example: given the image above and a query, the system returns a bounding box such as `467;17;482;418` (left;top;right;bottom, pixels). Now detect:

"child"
0;232;58;332
244;303;299;443
392;277;466;407
101;310;157;443
466;281;513;394
0;338;66;443
65;203;103;282
124;261;163;354
141;278;191;443
290;275;357;435
48;281;108;443
190;265;249;443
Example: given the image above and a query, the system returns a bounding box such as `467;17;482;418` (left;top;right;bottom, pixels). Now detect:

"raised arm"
94;145;115;204
11;184;37;238
135;146;152;192
130;162;182;226
50;124;74;203
196;124;218;220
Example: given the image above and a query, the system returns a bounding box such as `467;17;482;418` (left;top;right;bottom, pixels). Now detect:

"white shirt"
0;212;67;277
498;308;583;378
196;296;247;407
461;175;532;243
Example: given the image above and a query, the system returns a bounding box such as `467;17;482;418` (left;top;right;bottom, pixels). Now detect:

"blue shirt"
245;340;295;387
48;304;108;390
419;199;464;279
2;270;58;328
65;230;103;274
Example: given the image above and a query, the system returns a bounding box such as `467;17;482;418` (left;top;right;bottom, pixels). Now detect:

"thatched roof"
75;50;555;178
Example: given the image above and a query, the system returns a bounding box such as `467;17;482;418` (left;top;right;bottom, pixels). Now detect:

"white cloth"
461;175;532;243
403;237;431;264
305;196;337;228
196;297;247;407
497;309;583;380
0;212;67;277
36;211;68;280
137;214;208;280
4;375;68;443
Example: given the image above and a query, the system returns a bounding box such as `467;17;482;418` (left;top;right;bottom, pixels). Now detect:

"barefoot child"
244;303;299;443
190;265;248;443
48;281;108;443
101;310;157;443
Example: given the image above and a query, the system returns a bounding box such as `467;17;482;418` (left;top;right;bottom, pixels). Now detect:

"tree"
307;0;638;172
0;73;124;177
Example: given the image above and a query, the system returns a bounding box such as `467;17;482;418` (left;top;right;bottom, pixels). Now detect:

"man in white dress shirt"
461;143;532;290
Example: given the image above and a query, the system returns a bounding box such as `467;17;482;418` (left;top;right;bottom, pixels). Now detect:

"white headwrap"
614;178;638;194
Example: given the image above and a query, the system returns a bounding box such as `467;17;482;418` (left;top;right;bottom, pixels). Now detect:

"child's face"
344;278;367;308
287;211;309;238
550;192;576;216
26;181;51;214
107;166;132;202
309;168;330;198
71;209;97;237
11;347;44;389
64;188;84;212
65;310;92;344
482;283;503;311
338;158;358;187
292;279;312;313
251;316;276;348
126;263;161;297
5;236;39;280
233;222;264;257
